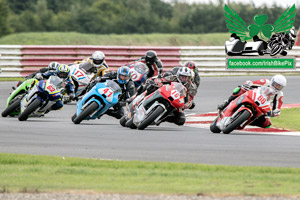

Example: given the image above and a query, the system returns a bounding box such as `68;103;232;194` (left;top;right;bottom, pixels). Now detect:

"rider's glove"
35;73;43;80
242;80;253;90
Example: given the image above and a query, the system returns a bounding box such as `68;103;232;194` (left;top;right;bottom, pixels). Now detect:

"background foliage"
0;0;298;38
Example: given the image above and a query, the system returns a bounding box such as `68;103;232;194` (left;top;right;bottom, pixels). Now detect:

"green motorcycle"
2;78;38;117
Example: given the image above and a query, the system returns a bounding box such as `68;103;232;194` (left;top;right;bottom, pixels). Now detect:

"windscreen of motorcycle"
45;76;64;94
79;62;95;74
171;82;187;97
106;80;122;93
130;62;148;81
260;86;275;101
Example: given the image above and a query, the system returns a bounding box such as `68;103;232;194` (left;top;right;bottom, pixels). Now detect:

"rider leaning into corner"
135;50;163;78
217;74;287;128
72;51;109;77
136;66;197;126
35;64;74;111
91;66;136;119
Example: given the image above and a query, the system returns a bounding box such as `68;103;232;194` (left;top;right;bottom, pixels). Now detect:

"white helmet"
48;62;60;71
176;67;192;85
270;74;287;92
92;51;105;67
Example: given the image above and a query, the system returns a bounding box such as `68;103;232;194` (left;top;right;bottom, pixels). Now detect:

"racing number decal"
103;88;113;97
47;85;55;93
98;88;114;102
74;70;85;80
131;71;138;80
171;90;180;100
257;95;266;104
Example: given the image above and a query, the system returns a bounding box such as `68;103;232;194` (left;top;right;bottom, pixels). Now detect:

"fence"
0;45;300;77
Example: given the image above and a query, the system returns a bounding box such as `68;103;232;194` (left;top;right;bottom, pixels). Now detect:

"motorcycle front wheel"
222;110;251;134
137;105;164;130
73;101;98;124
2;99;21;117
18;98;42;121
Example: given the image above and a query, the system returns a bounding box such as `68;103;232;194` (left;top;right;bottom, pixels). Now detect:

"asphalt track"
1;76;300;167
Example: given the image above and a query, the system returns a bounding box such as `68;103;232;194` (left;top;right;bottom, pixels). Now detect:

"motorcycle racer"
73;51;109;77
137;67;197;125
35;64;74;110
134;50;163;78
163;61;200;88
91;66;136;119
217;74;287;128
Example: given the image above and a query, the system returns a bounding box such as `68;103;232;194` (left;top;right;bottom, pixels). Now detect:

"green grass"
0;77;25;82
1;153;300;195
0;32;229;46
271;107;300;131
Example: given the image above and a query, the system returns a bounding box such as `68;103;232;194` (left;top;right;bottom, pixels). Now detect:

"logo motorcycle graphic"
225;4;295;41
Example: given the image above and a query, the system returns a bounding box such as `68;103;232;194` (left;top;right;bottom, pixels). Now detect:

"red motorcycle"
210;86;275;134
120;81;186;130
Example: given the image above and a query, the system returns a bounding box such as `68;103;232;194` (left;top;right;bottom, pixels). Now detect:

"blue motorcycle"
18;76;64;121
72;80;121;124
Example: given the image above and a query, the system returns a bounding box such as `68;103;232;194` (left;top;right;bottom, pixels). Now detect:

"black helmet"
145;50;157;65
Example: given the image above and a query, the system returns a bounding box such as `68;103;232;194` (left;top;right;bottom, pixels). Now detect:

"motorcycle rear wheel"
2;99;21;117
222;110;251;134
18;98;42;121
138;105;164;130
73;101;98;124
120;116;127;127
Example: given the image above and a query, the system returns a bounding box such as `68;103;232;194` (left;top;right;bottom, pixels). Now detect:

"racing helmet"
270;74;287;92
184;61;197;72
92;51;105;68
56;64;70;79
117;66;131;84
48;62;60;71
288;28;296;40
176;67;192;85
145;50;157;65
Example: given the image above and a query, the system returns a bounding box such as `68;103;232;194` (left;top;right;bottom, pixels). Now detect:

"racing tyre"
138;106;164;130
222;110;251;134
270;44;283;56
71;113;77;122
210;117;221;133
73;102;98;124
120;116;127;127
2;99;21;117
125;117;137;129
18;98;41;121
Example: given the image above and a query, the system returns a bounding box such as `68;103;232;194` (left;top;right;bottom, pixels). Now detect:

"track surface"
1;76;300;167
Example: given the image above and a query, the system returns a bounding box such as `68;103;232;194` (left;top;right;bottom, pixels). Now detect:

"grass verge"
0;77;24;82
1;153;300;195
271;107;300;131
0;32;228;46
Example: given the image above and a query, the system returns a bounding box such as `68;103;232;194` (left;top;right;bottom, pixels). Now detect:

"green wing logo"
225;4;295;41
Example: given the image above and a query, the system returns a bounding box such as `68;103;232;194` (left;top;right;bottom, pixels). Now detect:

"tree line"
0;0;298;37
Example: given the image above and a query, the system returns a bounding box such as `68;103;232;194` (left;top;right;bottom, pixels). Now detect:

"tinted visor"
58;72;68;79
272;81;284;91
93;59;103;65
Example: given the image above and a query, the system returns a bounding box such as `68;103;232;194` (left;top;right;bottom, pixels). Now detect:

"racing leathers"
218;79;284;128
135;57;163;78
73;57;109;77
137;75;197;125
38;71;75;110
95;71;136;119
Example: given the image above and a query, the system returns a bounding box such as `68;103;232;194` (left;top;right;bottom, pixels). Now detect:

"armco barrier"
0;45;300;78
